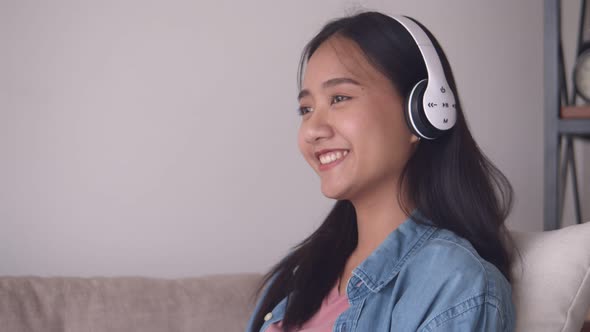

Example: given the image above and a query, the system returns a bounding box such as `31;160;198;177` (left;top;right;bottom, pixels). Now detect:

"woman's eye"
297;106;312;116
331;95;350;104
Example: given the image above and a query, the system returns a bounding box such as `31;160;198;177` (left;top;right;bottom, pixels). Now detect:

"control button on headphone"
440;86;446;93
442;103;449;108
443;118;448;123
427;102;437;108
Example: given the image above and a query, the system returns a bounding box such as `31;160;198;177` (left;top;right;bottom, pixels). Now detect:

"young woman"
246;11;517;332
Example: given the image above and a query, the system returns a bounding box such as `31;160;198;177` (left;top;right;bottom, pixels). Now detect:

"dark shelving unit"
544;0;590;230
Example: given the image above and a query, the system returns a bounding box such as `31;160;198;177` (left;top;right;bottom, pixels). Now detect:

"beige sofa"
1;222;589;332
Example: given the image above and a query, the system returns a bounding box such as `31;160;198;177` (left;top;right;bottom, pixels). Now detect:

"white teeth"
318;150;349;165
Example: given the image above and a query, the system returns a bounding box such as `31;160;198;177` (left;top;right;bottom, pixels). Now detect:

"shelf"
561;106;590;118
558;119;590;135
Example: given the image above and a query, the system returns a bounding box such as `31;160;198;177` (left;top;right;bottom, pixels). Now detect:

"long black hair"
249;11;516;332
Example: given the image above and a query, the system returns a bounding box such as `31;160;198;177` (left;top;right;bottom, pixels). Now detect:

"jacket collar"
352;208;437;293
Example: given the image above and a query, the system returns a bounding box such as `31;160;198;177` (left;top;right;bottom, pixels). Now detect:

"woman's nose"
303;108;333;144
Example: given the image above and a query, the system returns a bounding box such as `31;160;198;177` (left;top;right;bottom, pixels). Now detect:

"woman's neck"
350;177;414;257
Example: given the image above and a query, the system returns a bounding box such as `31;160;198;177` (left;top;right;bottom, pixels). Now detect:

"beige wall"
0;0;577;277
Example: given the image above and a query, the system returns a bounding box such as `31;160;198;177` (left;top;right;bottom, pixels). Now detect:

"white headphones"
390;15;457;140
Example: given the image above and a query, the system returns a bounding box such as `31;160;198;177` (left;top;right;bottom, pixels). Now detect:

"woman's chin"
320;184;349;200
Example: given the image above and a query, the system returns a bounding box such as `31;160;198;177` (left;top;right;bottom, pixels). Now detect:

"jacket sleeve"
420;301;513;332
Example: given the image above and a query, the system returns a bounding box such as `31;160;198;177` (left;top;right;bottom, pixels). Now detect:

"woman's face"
297;36;419;201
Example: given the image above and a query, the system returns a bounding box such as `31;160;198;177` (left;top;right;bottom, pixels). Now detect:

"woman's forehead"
302;36;393;93
305;37;368;79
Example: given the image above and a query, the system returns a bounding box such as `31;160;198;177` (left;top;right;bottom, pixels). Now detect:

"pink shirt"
264;278;350;332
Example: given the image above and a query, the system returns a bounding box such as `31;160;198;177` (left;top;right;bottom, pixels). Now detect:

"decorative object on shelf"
574;48;590;102
573;0;590;102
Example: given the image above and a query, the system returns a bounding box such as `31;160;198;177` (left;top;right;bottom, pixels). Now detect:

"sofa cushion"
510;221;590;332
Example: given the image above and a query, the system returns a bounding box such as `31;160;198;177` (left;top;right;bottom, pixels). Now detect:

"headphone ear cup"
404;79;442;140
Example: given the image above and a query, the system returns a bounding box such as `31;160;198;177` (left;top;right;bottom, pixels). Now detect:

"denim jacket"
245;209;515;332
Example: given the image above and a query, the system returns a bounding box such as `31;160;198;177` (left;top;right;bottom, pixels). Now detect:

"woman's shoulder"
409;227;511;292
399;227;515;330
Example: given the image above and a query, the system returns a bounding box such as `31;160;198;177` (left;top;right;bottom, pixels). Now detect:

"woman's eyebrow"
297;77;362;101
